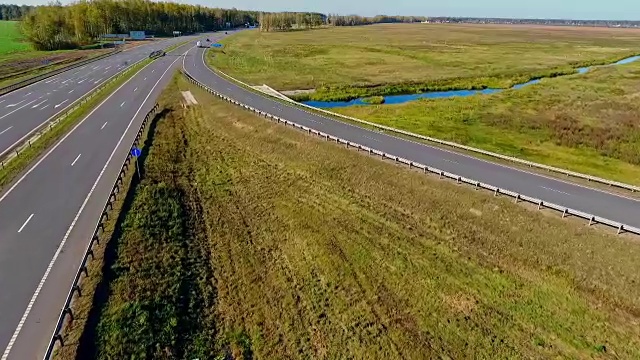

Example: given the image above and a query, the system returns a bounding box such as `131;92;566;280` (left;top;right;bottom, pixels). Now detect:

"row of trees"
327;14;427;26
258;12;326;32
0;4;32;20
21;0;260;50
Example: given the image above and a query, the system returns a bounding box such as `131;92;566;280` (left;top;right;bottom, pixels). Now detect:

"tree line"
0;4;33;20
258;12;326;32
20;0;260;50
328;14;426;26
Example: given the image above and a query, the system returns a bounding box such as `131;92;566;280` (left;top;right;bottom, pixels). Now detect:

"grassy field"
334;60;640;184
72;75;640;359
210;23;640;98
208;23;640;183
0;21;30;54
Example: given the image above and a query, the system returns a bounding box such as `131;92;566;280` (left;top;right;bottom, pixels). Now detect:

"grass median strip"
0;57;152;191
69;74;640;359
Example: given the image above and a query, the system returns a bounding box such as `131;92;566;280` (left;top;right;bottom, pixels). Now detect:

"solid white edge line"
17;214;34;233
0;44;194;360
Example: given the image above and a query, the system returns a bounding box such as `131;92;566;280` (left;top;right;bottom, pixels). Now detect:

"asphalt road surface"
183;45;640;230
0;32;224;360
0;35;192;159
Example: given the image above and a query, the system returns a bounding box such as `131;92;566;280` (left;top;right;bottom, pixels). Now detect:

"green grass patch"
80;75;640;359
362;95;385;104
0;21;30;54
0;58;151;191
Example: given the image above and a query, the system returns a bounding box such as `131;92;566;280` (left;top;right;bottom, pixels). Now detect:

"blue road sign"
131;147;142;157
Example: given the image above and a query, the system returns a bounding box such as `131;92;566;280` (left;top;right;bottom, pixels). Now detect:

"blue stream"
302;55;640;108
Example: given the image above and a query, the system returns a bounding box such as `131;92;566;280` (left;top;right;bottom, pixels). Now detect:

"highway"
0;35;192;159
0;33;222;360
182;45;640;230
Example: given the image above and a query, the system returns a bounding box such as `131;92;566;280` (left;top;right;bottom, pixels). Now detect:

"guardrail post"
589;216;596;226
538;201;543;210
63;307;74;322
475;182;479;190
617;224;624;234
439;171;443;179
54;333;64;347
457;176;461;184
494;188;499;196
72;284;82;297
515;194;520;203
562;209;568;218
93;233;100;246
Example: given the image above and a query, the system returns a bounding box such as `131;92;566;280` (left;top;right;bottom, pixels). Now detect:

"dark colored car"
148;50;165;59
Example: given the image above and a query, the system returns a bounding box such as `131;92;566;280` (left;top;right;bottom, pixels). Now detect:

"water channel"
302;55;640;109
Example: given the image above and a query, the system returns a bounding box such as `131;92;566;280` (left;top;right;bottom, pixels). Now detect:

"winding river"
302;55;640;108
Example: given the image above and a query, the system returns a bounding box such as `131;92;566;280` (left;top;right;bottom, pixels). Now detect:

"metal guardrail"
182;70;640;237
42;103;159;360
0;55;149;168
212;68;640;194
0;50;121;97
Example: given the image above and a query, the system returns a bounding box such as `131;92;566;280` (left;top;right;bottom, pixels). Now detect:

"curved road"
0;35;192;159
182;45;640;230
0;33;222;360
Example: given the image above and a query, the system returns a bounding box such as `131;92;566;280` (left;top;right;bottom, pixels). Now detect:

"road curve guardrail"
0;50;121;97
211;68;640;195
42;102;159;360
182;70;640;237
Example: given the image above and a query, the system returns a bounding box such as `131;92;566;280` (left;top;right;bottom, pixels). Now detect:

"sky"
3;0;640;21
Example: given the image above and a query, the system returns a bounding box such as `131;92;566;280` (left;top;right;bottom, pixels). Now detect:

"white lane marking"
78;79;86;84
443;158;459;164
105;66;111;70
71;153;81;166
101;121;108;130
134;87;138;92
0;126;12;135
0;99;37;119
363;135;380;142
6;99;26;108
61;79;71;84
69;89;75;94
54;99;68;108
17;214;34;233
24;92;32;97
120;101;126;107
40;104;50;110
541;186;572;196
0;47;192;359
31;99;47;108
45;78;54;84
151;69;155;73
94;78;103;84
0;100;4;104
144;77;147;81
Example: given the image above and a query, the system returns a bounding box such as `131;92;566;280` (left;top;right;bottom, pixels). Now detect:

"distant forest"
18;0;261;50
0;4;32;20
425;17;640;28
